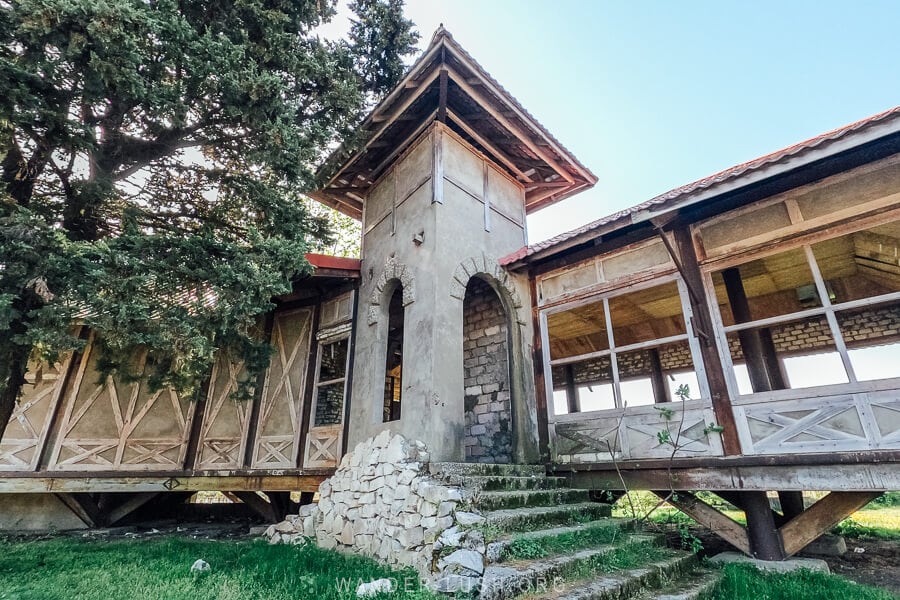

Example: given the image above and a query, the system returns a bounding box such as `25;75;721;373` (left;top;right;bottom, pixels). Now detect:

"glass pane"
726;314;848;393
608;281;686;346
812;221;900;304
837;303;900;381
319;338;348;381
547;299;610;360
314;382;344;426
711;247;816;325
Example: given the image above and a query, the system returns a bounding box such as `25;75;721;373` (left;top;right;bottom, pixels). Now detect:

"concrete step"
640;569;720;600
485;519;639;564
549;553;699;600
482;502;612;532
476;488;592;511
479;541;693;600
444;474;569;491
430;462;546;479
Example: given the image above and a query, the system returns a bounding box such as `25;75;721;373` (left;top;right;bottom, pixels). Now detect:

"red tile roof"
305;253;361;273
501;105;900;266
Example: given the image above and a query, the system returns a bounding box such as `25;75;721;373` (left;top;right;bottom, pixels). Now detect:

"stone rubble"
263;431;489;589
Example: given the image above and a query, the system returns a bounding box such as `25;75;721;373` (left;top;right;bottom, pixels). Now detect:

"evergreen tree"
0;0;418;443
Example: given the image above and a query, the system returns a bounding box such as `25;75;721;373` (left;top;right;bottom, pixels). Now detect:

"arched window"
383;285;404;422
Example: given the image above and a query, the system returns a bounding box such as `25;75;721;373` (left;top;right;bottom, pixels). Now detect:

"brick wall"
462;277;512;463
551;303;900;389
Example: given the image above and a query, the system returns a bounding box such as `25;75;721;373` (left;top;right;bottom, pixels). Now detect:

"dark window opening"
383;286;404;422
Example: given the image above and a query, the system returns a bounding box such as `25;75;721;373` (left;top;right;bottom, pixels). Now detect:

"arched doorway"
462;277;513;463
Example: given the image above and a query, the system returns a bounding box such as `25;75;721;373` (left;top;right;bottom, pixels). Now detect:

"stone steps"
430;462;546;478
481;502;613;532
639;569;721;600
547;554;699;600
479;539;693;600
445;474;570;491
484;520;640;564
476;488;592;511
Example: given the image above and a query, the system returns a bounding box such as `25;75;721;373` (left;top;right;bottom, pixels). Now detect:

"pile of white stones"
264;431;489;590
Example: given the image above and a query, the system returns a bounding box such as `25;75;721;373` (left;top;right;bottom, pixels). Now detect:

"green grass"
0;536;437;600
501;523;624;561
703;563;898;600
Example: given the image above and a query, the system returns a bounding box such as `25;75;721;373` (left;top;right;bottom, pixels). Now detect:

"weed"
703;563;896;600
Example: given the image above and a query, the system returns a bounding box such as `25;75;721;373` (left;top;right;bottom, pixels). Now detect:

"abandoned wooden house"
2;28;898;564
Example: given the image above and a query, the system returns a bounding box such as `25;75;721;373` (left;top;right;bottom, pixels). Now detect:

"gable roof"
501;105;900;267
311;27;597;219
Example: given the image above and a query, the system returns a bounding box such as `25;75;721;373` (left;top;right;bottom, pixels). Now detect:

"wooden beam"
55;493;101;527
560;461;900;492
234;491;278;522
437;69;448;123
654;490;751;555
780;491;881;556
446;109;533;182
107;493;161;525
0;474;330;493
667;224;742;455
444;64;575;184
742;491;785;560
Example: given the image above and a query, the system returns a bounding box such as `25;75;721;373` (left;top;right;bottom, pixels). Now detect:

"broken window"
313;336;349;427
546;279;703;415
711;218;900;394
383;285;404;422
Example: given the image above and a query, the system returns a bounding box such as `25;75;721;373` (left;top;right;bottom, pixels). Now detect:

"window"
710;218;900;394
313;337;349;427
546;279;703;415
383;285;404;422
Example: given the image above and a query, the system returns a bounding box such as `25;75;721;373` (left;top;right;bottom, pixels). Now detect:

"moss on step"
482;503;613;535
477;489;592;511
498;522;628;562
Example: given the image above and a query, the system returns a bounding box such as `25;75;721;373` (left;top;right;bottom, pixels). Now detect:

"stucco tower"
312;29;596;463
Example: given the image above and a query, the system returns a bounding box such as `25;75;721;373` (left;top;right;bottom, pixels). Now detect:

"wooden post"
647;349;670;403
721;268;785;392
780;492;880;556
743;491;786;560
529;275;551;463
667;225;741;455
564;364;579;413
778;491;805;521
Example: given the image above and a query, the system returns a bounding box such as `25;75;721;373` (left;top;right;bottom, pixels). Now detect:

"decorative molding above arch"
367;257;416;325
450;255;525;324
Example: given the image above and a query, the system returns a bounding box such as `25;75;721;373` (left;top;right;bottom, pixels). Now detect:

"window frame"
310;332;351;428
540;273;710;422
700;217;900;405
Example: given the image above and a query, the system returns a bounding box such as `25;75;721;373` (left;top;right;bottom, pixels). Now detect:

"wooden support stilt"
107;493;161;526
266;491;295;520
234;491;278;522
714;490;789;526
742;491;786;560
778;491;805;520
652;490;750;555
55;493;102;528
299;491;315;506
780;491;880;557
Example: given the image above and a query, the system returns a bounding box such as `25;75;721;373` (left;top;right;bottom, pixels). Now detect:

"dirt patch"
657;525;900;595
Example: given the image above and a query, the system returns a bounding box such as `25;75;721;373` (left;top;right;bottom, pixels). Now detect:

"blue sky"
332;1;900;243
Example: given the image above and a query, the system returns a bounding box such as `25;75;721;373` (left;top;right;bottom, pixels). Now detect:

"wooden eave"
311;28;597;219
503;114;900;271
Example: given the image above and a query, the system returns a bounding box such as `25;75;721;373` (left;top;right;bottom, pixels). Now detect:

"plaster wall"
348;124;539;463
0;494;86;531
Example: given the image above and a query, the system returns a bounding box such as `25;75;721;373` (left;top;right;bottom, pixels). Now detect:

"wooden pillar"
647;349;669;403
299;491;315;506
778;491;805;521
743;491;786;560
721;268;785;392
564;364;579;413
666;225;741;455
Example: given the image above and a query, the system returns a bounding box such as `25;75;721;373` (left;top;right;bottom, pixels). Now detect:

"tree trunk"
0;294;36;446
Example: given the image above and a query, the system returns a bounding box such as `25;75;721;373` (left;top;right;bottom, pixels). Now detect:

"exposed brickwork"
551;304;900;389
463;277;512;463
